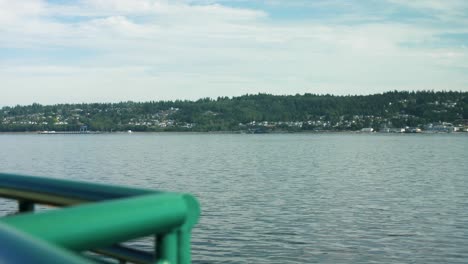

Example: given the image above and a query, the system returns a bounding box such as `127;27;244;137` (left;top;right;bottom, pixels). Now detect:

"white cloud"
0;0;467;105
0;0;45;21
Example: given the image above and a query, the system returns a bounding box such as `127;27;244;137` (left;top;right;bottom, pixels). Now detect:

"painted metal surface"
0;224;93;264
0;173;200;264
0;173;156;205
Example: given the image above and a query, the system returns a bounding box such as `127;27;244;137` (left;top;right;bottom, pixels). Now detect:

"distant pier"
38;131;102;135
38;125;102;134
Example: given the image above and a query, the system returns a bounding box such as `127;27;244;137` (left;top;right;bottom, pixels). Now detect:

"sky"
1;0;468;106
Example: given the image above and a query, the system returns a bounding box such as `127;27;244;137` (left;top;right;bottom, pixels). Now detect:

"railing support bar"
178;230;191;264
18;200;35;213
156;231;178;264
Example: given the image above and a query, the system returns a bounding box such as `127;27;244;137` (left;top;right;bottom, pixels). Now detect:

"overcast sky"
1;0;467;106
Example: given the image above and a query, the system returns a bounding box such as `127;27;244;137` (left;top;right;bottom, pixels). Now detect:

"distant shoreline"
2;91;467;135
1;131;466;135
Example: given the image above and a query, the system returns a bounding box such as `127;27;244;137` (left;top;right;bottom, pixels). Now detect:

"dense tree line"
1;91;467;132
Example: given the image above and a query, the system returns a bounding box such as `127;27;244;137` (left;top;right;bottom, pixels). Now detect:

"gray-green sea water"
1;133;467;263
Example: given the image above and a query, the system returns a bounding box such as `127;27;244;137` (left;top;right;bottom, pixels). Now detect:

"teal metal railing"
0;173;200;264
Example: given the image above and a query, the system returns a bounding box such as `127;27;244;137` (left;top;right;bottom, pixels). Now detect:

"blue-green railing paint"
0;173;200;264
0;224;92;264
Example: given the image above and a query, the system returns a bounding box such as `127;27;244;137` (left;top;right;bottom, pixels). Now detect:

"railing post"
155;231;178;264
18;200;35;213
177;230;191;264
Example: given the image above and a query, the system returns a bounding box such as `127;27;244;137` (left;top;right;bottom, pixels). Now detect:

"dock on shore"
38;131;102;135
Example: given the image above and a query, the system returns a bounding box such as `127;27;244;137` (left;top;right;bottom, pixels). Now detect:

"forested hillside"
1;91;467;132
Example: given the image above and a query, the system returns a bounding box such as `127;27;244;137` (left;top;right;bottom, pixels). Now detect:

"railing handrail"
0;173;200;264
1;193;190;250
0;173;157;205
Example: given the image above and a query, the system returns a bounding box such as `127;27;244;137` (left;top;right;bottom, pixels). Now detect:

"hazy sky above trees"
1;0;467;106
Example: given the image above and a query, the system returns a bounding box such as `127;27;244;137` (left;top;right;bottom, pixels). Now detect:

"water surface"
1;133;467;263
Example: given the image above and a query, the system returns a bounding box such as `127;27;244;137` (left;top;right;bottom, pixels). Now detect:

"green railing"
0;173;200;264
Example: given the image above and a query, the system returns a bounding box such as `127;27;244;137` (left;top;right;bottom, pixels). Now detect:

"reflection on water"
1;133;468;263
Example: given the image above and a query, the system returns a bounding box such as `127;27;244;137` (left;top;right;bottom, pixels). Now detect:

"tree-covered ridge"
1;91;467;132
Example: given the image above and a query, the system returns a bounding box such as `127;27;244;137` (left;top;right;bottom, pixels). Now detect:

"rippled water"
1;133;467;263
